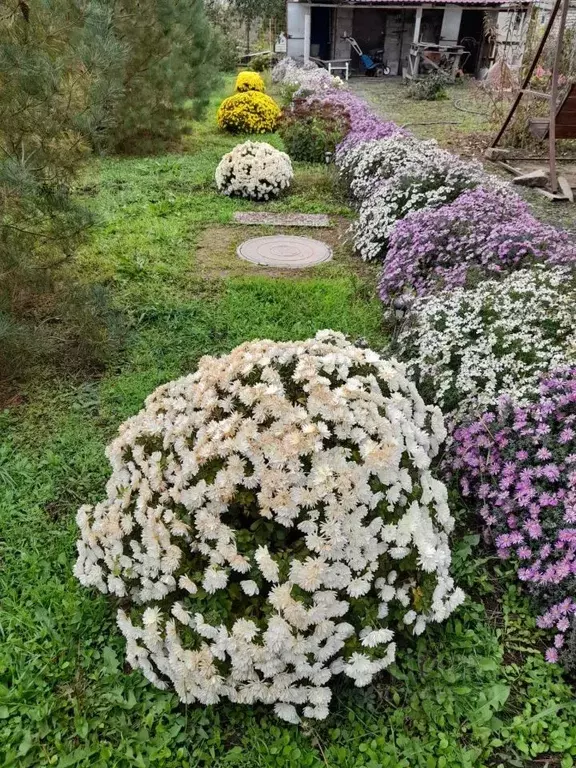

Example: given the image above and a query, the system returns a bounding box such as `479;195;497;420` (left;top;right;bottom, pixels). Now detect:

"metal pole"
491;0;562;148
549;0;570;193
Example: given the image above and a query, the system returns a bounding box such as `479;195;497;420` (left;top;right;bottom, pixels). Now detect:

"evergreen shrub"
278;100;350;163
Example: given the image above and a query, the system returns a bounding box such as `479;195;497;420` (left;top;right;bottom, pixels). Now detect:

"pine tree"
0;0;121;383
0;0;219;384
97;0;220;153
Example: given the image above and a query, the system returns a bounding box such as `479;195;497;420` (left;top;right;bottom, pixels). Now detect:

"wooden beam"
413;6;422;45
549;0;571;193
521;89;551;100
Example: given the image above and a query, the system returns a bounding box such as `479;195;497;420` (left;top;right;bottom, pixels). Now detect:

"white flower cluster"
272;57;318;83
272;56;342;95
215;141;293;201
336;136;441;202
397;267;576;417
353;155;505;262
75;330;464;723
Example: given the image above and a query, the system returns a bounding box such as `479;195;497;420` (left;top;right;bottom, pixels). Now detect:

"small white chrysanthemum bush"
215;140;293;201
75;331;464;723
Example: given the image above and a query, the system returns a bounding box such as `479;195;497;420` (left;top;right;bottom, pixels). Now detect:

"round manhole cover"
237;235;332;268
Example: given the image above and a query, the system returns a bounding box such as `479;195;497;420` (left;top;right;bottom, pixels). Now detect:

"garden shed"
286;0;531;77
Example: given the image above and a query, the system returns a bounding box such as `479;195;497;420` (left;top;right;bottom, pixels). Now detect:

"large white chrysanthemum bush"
75;331;464;723
396;267;576;418
215;140;293;201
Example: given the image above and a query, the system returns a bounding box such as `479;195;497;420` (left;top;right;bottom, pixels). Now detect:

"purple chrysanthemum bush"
273;61;402;152
379;187;576;302
75;332;465;723
446;368;576;667
305;89;402;152
353;154;507;262
262;60;576;672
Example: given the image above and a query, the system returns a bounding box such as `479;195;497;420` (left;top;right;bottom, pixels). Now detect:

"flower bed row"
74;62;574;723
273;58;576;667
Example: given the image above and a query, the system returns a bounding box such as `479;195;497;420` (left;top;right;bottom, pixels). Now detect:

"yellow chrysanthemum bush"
235;70;265;93
217;91;281;134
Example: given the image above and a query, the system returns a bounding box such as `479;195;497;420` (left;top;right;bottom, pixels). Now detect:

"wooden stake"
549;0;571;193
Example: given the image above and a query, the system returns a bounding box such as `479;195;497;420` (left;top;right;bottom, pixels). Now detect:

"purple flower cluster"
304;89;404;155
447;368;576;665
379;187;576;302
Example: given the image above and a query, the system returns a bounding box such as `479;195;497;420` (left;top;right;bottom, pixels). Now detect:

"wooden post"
413;6;422;44
304;5;311;63
549;0;570;193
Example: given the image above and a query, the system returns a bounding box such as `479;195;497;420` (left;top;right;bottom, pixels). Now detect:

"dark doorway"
458;9;485;74
311;7;333;59
420;9;443;44
351;9;387;70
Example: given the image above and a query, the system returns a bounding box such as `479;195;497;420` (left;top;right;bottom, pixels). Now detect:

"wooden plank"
527;83;576;140
556;124;576;138
530;120;550;139
556;84;576;118
521;89;551;100
558;176;574;201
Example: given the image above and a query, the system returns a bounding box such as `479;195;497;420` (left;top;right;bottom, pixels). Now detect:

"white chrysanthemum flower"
215;141;293;201
398;266;576;418
179;575;198;594
203;568;228;594
75;331;462;723
240;579;259;596
274;702;300;724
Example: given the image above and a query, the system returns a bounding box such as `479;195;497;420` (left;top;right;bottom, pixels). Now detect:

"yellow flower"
235;70;265;93
217;91;281;134
412;586;424;611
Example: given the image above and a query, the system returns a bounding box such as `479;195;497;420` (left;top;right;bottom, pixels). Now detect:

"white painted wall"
495;8;529;65
440;6;463;44
287;2;306;60
536;0;576;28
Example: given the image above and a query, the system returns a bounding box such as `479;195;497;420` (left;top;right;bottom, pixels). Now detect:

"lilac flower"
304;89;405;156
379;187;576;302
546;648;559;663
446;367;576;667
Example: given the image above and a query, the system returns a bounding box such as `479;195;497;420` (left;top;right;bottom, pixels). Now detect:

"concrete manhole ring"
237;235;332;268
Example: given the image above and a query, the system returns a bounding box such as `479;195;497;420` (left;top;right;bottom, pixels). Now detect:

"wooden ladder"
490;0;573;197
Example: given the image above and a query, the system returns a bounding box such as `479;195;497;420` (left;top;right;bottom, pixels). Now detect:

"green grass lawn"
1;80;576;768
349;78;493;145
